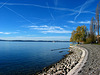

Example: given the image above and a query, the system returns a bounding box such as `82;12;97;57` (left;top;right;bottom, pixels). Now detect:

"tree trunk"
98;20;99;43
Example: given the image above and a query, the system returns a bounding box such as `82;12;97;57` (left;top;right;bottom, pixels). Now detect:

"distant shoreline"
0;40;70;42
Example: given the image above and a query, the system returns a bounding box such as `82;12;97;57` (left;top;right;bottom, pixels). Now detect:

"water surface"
0;41;71;75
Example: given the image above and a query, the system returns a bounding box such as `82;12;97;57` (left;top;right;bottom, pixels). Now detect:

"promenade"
79;44;100;75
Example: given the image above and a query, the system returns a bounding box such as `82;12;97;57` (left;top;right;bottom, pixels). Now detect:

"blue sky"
0;0;99;40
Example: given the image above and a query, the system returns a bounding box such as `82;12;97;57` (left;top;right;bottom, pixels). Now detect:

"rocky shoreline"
36;46;83;75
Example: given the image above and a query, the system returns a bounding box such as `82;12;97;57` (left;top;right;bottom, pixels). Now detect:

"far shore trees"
70;25;87;44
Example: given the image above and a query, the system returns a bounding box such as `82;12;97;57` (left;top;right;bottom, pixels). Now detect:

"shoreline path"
68;45;88;75
78;44;100;75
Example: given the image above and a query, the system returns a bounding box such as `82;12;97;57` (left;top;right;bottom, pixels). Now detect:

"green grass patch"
94;44;100;45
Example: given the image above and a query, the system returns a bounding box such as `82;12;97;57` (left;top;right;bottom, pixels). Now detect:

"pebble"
38;46;82;75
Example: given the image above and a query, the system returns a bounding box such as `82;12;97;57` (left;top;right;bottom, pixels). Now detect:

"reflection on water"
0;41;71;75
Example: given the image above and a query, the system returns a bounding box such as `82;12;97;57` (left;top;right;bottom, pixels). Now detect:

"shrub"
85;37;92;44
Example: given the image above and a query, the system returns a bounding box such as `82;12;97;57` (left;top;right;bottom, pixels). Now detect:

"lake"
0;41;71;75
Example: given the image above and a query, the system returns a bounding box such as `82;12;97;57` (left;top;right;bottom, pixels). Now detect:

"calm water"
0;41;71;75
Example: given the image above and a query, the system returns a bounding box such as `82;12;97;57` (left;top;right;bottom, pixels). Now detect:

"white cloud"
0;32;3;34
64;25;76;30
41;30;72;34
68;21;90;24
29;25;64;30
28;26;38;28
33;27;49;30
68;21;75;23
78;21;90;24
28;25;48;28
28;25;71;34
4;32;11;34
0;32;18;35
40;25;48;27
54;26;63;30
0;32;11;34
64;26;69;28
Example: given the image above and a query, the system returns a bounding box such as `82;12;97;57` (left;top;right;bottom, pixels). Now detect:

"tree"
90;17;94;35
96;3;100;42
70;30;76;43
89;17;96;43
70;25;87;44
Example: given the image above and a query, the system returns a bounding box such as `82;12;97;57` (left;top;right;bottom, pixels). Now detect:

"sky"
0;0;99;41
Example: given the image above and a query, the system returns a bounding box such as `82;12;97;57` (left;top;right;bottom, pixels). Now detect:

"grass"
94;43;100;45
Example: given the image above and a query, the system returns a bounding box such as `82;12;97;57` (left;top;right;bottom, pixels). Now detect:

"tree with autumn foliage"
70;30;76;43
70;25;87;44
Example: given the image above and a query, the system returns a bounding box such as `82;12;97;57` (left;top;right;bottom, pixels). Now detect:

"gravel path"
68;46;88;75
78;44;100;75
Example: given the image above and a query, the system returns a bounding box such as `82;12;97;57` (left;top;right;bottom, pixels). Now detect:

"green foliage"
85;37;92;44
85;33;96;44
